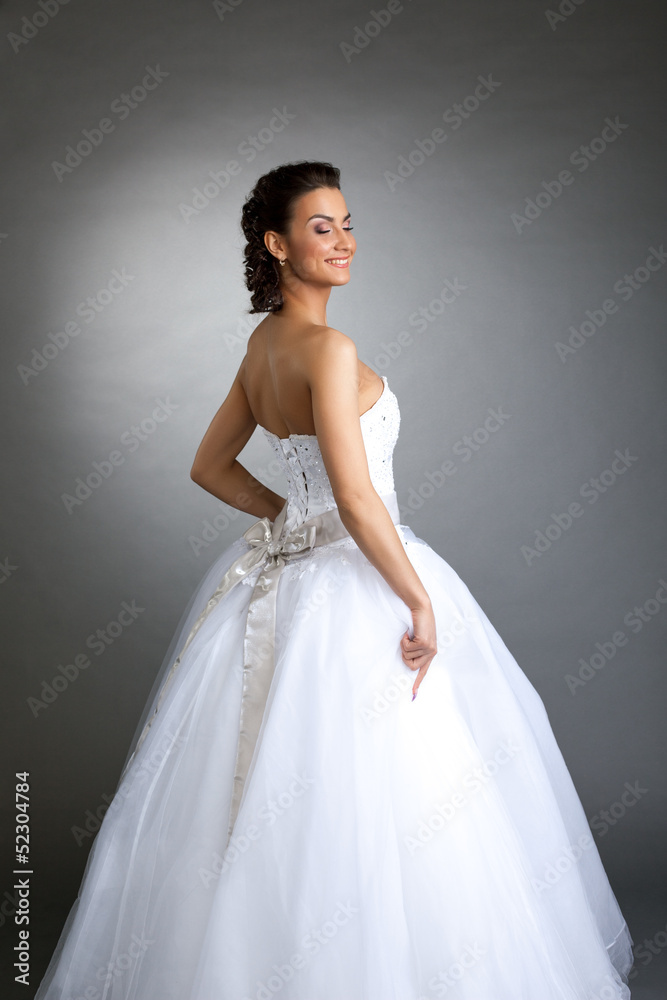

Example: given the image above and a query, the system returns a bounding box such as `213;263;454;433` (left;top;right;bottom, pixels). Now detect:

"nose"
335;228;354;251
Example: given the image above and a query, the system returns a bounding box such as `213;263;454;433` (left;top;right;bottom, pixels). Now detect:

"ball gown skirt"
35;375;633;1000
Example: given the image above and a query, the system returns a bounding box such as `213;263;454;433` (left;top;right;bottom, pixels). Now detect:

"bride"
36;160;634;1000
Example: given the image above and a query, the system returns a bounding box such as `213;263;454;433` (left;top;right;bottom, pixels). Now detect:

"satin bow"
243;513;318;591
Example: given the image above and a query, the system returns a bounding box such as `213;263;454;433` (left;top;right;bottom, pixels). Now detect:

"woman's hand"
401;602;438;700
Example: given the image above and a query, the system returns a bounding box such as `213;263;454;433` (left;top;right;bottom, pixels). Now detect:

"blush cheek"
302;255;318;276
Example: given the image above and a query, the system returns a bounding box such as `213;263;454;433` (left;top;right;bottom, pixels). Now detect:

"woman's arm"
305;329;438;692
190;358;286;521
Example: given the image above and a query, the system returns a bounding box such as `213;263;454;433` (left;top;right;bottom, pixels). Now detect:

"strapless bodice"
262;375;400;536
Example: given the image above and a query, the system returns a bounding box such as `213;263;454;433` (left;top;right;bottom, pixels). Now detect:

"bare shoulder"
316;325;357;353
244;316;269;352
300;325;358;383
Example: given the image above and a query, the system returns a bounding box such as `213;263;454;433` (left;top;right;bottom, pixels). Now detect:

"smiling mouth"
325;258;350;268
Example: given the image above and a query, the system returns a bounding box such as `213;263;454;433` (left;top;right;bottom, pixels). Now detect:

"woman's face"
270;186;356;290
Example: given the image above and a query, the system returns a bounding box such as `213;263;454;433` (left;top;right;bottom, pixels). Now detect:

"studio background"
1;0;665;995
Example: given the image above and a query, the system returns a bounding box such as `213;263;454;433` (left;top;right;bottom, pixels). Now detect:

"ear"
263;230;285;261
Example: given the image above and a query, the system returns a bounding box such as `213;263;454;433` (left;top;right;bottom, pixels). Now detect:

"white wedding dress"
36;375;633;1000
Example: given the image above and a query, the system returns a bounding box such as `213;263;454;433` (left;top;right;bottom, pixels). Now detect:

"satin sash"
121;491;401;848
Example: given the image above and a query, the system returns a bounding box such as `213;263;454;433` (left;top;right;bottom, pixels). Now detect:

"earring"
279;258;286;267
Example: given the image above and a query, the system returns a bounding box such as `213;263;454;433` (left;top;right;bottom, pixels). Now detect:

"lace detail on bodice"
262;375;399;531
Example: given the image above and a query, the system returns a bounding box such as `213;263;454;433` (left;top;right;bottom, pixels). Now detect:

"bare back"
242;314;384;439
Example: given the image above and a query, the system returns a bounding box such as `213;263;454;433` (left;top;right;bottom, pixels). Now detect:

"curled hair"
240;160;341;314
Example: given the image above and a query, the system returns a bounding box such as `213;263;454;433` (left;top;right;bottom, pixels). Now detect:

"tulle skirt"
35;518;633;1000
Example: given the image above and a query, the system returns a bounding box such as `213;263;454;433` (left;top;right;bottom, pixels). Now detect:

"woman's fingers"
401;629;434;663
400;622;437;698
411;663;429;700
401;633;421;664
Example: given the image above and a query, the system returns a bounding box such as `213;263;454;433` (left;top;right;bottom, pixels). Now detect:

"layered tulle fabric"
35;376;633;999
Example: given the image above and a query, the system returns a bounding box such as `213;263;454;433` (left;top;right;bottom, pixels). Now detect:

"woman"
36;161;633;1000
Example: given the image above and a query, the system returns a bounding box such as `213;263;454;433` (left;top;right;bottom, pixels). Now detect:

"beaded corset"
245;376;401;584
262;376;400;533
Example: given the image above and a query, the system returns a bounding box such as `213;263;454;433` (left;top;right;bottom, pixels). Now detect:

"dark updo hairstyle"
241;160;341;314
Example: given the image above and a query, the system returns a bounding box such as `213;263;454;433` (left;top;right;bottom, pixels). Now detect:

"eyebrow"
305;212;351;223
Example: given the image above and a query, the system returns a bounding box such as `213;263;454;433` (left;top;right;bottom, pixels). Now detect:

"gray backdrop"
1;0;665;995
